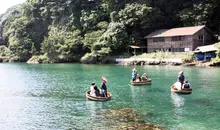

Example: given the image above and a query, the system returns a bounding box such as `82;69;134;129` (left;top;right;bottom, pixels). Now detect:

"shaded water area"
0;63;220;130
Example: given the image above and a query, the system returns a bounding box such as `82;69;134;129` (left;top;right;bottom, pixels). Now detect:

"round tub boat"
86;90;112;101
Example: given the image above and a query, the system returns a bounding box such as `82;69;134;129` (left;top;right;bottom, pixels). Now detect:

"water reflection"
85;100;113;129
171;93;185;120
130;85;149;102
129;85;153;115
85;97;110;118
86;100;100;117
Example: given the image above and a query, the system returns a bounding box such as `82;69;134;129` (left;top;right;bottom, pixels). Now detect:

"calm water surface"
0;63;220;130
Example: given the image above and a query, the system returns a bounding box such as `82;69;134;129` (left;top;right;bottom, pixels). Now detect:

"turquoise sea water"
0;63;220;130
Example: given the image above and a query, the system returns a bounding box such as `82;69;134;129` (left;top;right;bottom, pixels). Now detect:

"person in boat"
172;81;182;90
100;77;107;97
90;82;96;96
132;68;137;81
182;80;191;89
94;86;100;97
178;71;185;85
135;74;142;82
141;73;148;81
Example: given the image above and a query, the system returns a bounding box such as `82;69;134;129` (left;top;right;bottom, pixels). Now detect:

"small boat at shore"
86;90;112;101
171;87;192;94
130;79;152;86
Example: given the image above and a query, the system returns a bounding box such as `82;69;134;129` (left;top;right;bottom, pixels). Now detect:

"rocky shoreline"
0;57;26;63
0;57;77;64
116;58;220;67
1;57;220;67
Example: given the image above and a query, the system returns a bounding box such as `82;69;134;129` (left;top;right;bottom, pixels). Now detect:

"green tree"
180;0;220;34
93;22;128;56
41;37;58;63
215;42;220;58
118;3;153;45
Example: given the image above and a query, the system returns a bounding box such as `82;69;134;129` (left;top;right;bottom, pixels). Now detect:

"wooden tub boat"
171;87;192;94
86;90;112;101
130;79;152;86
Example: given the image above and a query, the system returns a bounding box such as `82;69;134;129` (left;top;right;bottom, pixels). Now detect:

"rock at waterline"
104;108;164;130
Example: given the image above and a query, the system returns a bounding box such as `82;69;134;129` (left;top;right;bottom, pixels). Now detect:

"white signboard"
185;48;190;52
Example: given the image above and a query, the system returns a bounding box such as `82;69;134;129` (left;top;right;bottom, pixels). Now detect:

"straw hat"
179;71;183;74
101;77;107;82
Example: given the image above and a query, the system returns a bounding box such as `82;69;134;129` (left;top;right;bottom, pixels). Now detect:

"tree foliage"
214;42;220;58
180;0;220;32
0;0;220;63
93;22;128;55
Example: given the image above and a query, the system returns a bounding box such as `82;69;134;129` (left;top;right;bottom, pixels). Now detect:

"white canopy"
194;44;217;53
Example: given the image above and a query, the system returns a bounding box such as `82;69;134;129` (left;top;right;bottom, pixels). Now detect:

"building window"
171;36;184;41
159;37;165;42
198;35;204;40
172;48;185;52
153;38;158;42
153;37;165;42
180;48;185;52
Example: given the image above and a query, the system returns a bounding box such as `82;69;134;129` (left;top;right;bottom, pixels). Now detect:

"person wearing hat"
132;68;137;82
100;77;107;97
178;71;185;85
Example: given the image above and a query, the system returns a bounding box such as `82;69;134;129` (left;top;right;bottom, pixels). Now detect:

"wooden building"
145;25;215;53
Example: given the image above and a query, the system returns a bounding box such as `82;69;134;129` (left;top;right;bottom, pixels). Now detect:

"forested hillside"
0;0;220;63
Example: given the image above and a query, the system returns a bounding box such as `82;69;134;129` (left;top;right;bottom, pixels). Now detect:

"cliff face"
0;5;21;45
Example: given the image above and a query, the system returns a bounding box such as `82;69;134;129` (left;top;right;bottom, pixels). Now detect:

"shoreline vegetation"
1;51;220;67
116;52;220;67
